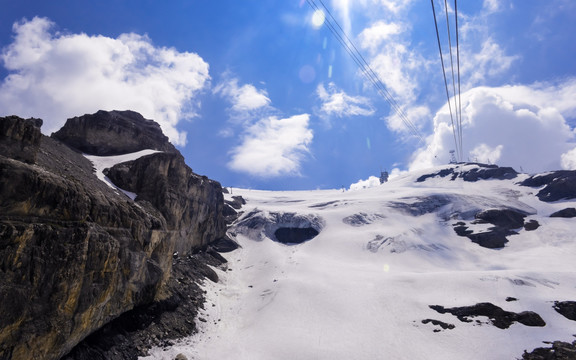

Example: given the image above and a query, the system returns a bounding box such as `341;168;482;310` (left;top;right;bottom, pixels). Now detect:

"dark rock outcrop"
51;110;177;156
453;208;529;249
553;301;576;321
550;208;576;218
520;171;576;202
421;319;455;332
225;195;246;210
416;163;518;183
342;212;386;227
430;303;546;329
474;208;527;229
0;115;43;164
524;220;540;231
523;340;576;360
0;112;228;360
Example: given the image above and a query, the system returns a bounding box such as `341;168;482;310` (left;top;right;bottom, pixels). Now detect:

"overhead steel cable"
317;0;423;141
430;0;460;162
309;0;420;138
443;0;462;161
306;0;425;143
455;0;463;162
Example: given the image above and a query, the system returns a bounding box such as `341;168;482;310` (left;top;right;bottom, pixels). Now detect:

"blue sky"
1;0;575;190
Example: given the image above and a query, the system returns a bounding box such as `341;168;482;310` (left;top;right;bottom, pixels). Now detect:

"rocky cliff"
0;111;228;360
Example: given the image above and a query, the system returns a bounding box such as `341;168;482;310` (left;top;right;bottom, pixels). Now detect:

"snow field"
143;167;576;360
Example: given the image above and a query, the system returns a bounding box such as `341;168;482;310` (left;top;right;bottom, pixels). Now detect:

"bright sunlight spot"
311;9;325;28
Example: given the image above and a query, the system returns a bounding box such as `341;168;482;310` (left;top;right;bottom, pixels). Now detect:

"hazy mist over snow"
0;0;575;189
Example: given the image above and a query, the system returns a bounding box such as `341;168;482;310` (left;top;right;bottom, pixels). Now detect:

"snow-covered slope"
143;164;576;360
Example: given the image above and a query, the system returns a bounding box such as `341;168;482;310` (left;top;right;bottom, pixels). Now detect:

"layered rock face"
0;112;227;360
51;110;177;156
0;116;43;164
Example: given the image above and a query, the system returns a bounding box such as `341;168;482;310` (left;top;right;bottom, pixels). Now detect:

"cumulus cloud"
385;105;431;136
461;38;519;89
316;82;374;120
357;21;402;52
349;175;380;191
215;75;314;178
214;76;271;113
360;29;425;104
0;17;210;145
228;114;313;177
561;147;576;170
409;80;576;173
483;0;503;13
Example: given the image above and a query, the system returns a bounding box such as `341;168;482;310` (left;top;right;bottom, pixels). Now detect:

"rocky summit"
0;111;231;360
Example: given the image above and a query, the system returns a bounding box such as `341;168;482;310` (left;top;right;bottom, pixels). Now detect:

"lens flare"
311;10;325;28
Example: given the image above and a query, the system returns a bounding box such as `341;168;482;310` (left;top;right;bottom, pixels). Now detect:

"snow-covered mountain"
144;163;576;360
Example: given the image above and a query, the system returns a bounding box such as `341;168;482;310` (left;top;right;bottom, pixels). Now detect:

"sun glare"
311;9;325;28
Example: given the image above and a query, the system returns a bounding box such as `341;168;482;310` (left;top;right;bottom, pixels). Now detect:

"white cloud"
385;104;431;136
349;175;380;191
316;82;374;120
409;80;576;173
483;0;502;13
0;17;210;145
560;147;576;170
228;114;313;177
461;38;519;89
358;21;402;52
214;77;271;113
469;143;503;164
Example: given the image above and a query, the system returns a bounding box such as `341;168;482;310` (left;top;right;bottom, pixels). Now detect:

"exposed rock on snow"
452;208;534;249
389;193;534;221
523;340;576;360
474;208;528;228
342;212;386;226
225;195;246;210
416;163;518;183
389;194;452;216
520;170;576;202
207;237;240;253
421;319;455;332
550;208;576;218
524;219;540;231
429;303;546;329
553;301;576;321
234;210;324;244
